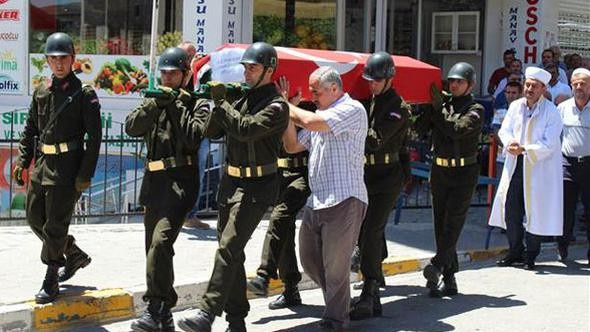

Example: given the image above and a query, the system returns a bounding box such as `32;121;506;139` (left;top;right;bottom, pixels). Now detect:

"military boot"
178;308;215;332
246;275;269;297
440;274;458;296
58;235;92;282
349;279;381;320
268;284;302;310
225;320;246;332
160;303;175;332
131;299;162;332
35;265;59;304
423;264;443;298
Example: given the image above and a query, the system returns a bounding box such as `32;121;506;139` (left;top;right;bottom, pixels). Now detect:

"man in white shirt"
283;66;368;331
544;62;572;105
489;67;564;270
556;68;590;265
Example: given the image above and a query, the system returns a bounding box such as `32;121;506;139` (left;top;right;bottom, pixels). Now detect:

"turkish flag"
194;44;441;104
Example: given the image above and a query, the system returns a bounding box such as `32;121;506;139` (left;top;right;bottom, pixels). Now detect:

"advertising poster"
0;0;26;95
29;53;149;99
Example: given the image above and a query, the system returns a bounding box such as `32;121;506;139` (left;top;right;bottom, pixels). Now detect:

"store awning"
194;43;442;104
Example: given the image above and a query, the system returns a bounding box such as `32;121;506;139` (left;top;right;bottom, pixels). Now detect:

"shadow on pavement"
251;303;324;325
263;285;526;332
533;261;590;276
180;227;218;241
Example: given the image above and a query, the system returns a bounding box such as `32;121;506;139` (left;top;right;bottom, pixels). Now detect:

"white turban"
571;68;590;78
525;67;551;86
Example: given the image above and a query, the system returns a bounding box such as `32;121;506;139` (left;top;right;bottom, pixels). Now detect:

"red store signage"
0;9;19;20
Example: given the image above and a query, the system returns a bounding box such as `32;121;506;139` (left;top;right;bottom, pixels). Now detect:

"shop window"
30;0;182;55
431;11;479;54
253;0;337;50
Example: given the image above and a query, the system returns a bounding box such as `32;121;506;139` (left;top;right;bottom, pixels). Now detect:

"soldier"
349;51;411;320
13;32;102;303
247;77;310;310
125;47;209;331
414;62;484;298
178;42;289;332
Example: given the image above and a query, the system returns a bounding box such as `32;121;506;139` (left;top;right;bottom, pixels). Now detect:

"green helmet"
240;42;278;69
45;32;75;56
363;51;395;80
447;62;476;82
158;47;190;71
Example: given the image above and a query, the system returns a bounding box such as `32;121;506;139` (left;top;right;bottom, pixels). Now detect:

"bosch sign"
523;0;539;64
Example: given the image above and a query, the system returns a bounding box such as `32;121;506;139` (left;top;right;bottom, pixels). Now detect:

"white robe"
488;97;564;236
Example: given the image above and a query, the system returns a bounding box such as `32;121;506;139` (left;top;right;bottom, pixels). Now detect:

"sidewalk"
0;207;511;331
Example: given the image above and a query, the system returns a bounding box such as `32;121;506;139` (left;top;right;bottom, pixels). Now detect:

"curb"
0;246;510;331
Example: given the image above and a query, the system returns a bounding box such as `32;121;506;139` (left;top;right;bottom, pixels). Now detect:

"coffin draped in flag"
193;44;442;104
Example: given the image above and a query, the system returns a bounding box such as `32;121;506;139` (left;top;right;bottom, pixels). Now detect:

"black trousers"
558;156;590;250
257;172;309;286
26;181;79;266
429;163;479;276
505;155;542;260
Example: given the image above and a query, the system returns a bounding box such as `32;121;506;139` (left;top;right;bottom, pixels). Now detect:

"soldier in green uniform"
13;32;102;304
247;80;310;310
349;51;411;320
178;42;289;332
126;47;209;332
414;62;484;298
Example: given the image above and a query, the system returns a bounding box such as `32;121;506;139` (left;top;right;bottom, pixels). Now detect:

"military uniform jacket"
205;83;289;204
364;89;411;194
414;94;484;160
125;93;208;208
17;73;102;186
205;83;288;169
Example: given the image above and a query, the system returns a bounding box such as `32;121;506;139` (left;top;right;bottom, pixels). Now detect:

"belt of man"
39;141;81;155
364;153;399;165
564;155;590;163
146;156;196;172
434;155;478;167
277;156;308;169
226;163;277;178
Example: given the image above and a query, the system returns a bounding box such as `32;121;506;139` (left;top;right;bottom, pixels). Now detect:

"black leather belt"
226;163;277;178
146;156;196;172
39;140;81;155
565;155;590;163
365;153;399;166
434;155;478;167
277;156;308;169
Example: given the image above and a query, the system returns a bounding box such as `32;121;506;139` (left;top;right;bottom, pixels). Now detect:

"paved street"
84;246;589;332
0;207;504;305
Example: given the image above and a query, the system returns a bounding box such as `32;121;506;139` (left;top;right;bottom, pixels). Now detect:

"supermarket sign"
0;0;25;95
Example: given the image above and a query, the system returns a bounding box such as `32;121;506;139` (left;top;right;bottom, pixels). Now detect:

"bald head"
178;41;197;59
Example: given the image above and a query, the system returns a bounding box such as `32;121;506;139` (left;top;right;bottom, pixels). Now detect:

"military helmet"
45;32;75;56
447;62;476;82
363;51;395;80
158;47;190;71
240;42;278;69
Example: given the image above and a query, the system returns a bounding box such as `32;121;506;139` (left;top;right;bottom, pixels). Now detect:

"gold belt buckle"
460;158;465;167
384;153;390;164
451;158;456;167
42;144;57;154
58;142;69;153
148;160;165;171
256;166;263;176
227;165;241;177
245;167;252;178
436;157;448;167
277;159;289;168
